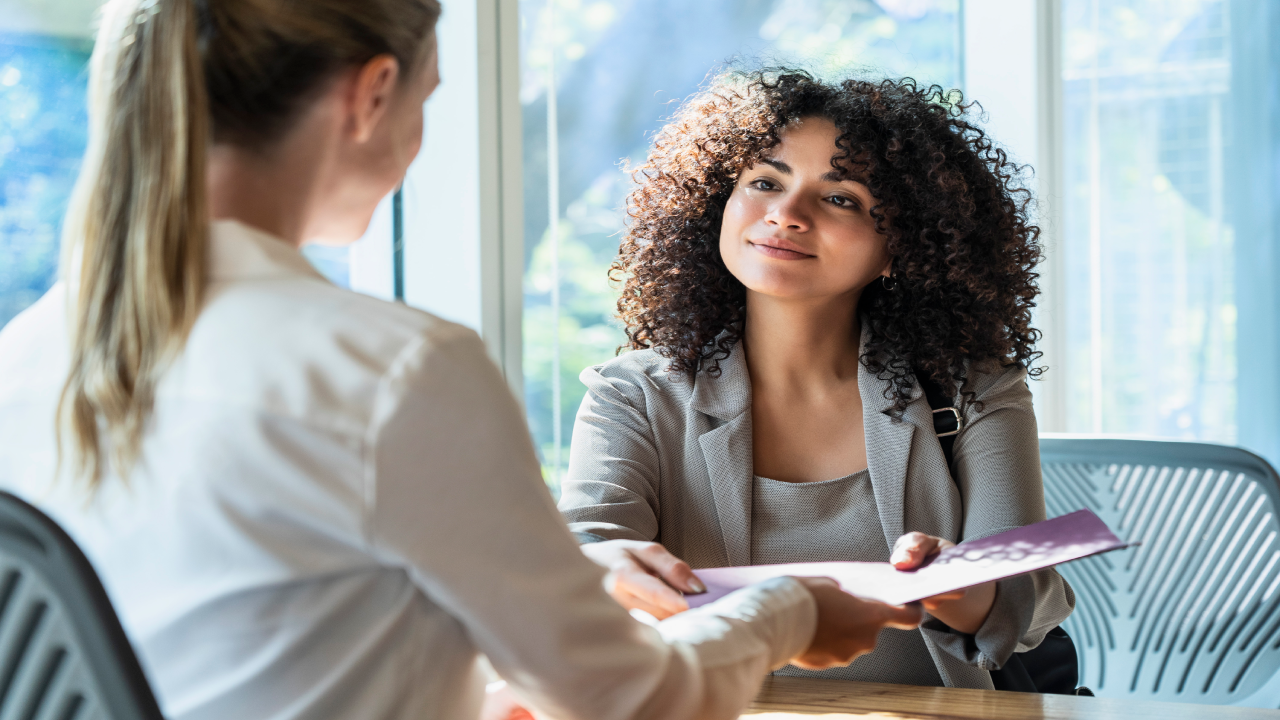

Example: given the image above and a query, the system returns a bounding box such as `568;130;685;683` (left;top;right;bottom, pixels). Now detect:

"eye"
748;177;778;191
827;194;860;210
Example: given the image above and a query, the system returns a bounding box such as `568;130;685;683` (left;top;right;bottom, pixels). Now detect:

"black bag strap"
918;374;963;468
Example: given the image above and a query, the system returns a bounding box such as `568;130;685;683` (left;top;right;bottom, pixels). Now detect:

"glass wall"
520;0;962;490
1059;0;1280;465
0;32;90;329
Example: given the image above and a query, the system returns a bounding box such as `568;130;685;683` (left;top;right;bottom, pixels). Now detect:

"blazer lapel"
698;414;753;566
861;370;915;553
691;344;754;567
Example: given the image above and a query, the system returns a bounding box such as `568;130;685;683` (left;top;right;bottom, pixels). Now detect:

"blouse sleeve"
557;364;664;543
918;366;1077;670
364;327;816;720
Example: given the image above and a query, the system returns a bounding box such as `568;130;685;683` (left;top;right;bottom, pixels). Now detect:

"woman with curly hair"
559;70;1075;690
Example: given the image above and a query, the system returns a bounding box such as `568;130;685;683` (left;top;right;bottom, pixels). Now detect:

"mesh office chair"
0;491;162;720
1040;435;1280;707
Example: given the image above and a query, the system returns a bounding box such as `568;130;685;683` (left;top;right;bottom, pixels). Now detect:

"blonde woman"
0;2;922;719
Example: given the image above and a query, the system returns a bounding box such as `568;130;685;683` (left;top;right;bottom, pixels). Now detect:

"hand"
791;577;923;669
580;540;706;620
890;532;995;634
480;681;535;720
891;531;960;612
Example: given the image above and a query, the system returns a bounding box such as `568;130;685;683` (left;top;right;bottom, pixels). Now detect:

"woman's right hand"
791;577;924;669
579;539;707;620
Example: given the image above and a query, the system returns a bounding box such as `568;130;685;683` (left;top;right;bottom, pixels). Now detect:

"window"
4;1;1276;477
0;1;361;329
0;30;90;328
1057;0;1280;466
520;0;963;489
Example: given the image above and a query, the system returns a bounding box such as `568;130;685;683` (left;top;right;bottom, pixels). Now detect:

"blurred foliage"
0;31;350;334
0;33;91;330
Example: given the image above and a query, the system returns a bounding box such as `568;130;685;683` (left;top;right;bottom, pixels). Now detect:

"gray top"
752;469;944;685
750;470;883;565
558;324;1075;690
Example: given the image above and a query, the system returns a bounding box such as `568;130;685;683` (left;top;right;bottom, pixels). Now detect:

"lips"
748;237;814;260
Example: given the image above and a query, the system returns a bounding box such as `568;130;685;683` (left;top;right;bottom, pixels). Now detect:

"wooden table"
744;676;1280;719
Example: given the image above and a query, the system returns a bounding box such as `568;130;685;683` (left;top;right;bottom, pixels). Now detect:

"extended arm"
558;365;664;542
917;367;1076;668
363;328;918;719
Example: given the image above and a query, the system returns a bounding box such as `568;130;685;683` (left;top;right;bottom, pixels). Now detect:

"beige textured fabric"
558;325;1076;690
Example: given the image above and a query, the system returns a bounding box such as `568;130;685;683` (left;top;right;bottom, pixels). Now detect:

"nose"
764;192;811;232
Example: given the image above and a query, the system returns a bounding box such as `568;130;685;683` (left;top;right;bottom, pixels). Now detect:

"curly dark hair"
612;69;1044;414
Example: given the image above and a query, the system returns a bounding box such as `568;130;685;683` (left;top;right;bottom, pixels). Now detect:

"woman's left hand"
890;532;996;635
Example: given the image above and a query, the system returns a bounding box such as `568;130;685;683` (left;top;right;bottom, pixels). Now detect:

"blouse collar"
207;219;326;283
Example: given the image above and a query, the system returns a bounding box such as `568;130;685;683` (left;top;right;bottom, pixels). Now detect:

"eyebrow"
759;158;859;184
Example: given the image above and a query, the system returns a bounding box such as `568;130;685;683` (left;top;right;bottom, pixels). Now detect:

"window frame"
372;0;524;399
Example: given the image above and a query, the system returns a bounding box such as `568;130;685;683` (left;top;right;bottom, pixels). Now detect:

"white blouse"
0;220;816;720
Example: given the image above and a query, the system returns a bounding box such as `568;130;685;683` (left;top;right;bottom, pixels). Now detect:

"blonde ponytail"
58;0;441;489
59;0;208;487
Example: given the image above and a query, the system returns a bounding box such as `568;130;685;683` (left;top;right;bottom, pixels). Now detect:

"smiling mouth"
749;240;814;260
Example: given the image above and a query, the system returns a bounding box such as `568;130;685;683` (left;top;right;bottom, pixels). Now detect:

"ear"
348;54;401;144
879;258;893;278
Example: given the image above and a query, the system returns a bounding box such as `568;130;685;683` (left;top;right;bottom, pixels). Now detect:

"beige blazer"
558;328;1075;690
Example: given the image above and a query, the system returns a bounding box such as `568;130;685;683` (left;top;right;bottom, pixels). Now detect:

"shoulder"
579;347;693;417
582;347;677;390
961;361;1033;420
179;276;485;426
203;273;472;359
201;274;456;353
0;284;71;398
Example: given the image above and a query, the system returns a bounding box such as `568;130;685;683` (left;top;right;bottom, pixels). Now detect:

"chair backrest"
1040;436;1280;708
0;491;162;720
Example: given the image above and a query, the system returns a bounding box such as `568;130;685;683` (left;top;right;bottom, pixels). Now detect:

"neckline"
753;467;870;486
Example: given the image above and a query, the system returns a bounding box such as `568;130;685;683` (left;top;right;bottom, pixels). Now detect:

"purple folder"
686;509;1132;609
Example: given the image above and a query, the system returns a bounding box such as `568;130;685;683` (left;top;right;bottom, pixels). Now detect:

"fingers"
616;587;682;620
791;650;869;671
795;576;840;593
920;589;967;611
793;578;918;669
880;602;925;630
606;569;682;619
614;567;690;618
890;532;954;570
587;540;698;617
633;543;706;594
889;532;936;569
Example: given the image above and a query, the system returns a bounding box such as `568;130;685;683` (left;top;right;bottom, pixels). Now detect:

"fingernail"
689;578;706;594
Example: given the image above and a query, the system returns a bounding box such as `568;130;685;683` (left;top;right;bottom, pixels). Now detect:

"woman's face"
354;38;440;212
311;36;439;245
383;37;440;185
718;117;890;303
